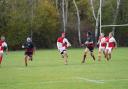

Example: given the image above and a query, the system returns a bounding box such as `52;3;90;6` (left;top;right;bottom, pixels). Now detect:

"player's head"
109;32;113;38
1;36;5;41
100;33;104;37
87;32;92;37
61;32;65;38
27;37;32;42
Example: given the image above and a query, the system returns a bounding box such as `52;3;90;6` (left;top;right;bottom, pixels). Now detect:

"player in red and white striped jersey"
57;32;71;65
97;33;107;61
0;36;8;67
105;32;117;61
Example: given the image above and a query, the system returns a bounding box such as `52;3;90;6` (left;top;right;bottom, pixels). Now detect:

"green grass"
0;48;128;89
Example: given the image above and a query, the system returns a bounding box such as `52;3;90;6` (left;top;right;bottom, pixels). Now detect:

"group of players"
57;32;117;65
0;31;117;67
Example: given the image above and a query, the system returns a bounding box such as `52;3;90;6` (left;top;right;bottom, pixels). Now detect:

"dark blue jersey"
85;36;94;48
23;42;34;52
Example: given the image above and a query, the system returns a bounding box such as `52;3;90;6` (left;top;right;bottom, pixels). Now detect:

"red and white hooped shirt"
0;40;7;52
99;36;106;47
106;37;116;48
57;37;70;49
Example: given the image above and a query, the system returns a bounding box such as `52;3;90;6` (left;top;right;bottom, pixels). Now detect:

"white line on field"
75;77;105;84
0;80;77;86
75;77;128;84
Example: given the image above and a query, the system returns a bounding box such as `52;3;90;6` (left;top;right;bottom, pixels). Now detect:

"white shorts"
99;46;105;52
105;47;113;54
58;47;67;54
0;51;4;55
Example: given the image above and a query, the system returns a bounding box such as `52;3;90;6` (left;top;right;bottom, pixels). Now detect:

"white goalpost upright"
99;0;102;34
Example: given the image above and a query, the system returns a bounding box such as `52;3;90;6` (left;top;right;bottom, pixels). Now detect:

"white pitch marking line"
75;77;128;84
75;77;105;84
0;80;77;86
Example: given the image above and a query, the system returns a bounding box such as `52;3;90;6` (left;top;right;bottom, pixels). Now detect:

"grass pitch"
0;48;128;89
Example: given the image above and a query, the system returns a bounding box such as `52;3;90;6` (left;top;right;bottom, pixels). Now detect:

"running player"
57;32;71;65
81;32;95;63
0;36;8;67
105;32;117;61
97;33;107;61
22;37;35;67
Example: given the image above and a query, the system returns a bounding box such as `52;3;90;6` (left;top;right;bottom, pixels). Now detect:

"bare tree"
90;0;96;21
99;0;102;34
112;0;121;35
62;0;66;32
73;0;81;44
55;0;58;9
28;0;34;40
90;0;100;41
65;0;68;27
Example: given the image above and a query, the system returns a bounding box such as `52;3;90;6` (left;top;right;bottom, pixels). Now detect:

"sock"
82;55;86;63
91;53;95;61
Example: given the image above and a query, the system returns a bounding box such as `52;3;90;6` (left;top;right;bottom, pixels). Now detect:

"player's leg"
24;52;29;66
0;53;3;66
103;49;106;58
89;47;95;61
82;48;88;63
90;52;95;61
105;48;109;61
0;51;4;65
63;50;68;65
108;48;112;60
25;55;28;66
106;48;111;61
28;52;33;61
98;48;102;61
59;48;64;58
29;55;33;61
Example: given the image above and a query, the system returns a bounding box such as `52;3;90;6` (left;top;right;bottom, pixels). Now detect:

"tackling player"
81;32;95;63
57;32;71;65
105;32;117;61
22;37;35;67
0;36;8;67
97;33;106;61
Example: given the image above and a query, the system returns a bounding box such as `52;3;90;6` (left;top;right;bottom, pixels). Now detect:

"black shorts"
60;50;66;54
87;46;94;52
25;52;33;57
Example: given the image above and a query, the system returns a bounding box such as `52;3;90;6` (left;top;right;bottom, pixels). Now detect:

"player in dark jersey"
22;37;35;67
81;32;95;63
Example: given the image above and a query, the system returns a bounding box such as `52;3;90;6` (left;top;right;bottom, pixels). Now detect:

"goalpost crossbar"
101;24;128;28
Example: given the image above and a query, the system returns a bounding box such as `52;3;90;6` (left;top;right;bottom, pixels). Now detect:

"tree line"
0;0;128;50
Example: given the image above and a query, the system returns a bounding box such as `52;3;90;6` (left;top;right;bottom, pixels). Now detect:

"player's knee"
98;53;101;57
90;52;94;56
63;51;68;57
84;51;87;55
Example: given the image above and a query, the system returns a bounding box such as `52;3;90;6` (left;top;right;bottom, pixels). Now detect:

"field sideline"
0;47;128;89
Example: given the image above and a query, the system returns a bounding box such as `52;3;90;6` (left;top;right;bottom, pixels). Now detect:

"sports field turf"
0;48;128;89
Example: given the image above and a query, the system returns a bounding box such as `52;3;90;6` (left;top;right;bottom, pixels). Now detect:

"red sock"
0;56;3;64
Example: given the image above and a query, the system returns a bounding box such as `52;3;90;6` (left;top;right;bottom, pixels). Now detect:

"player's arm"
22;43;26;48
88;41;93;44
3;42;8;55
97;38;100;45
114;38;117;48
82;41;88;46
5;47;9;55
85;38;94;45
65;38;71;47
